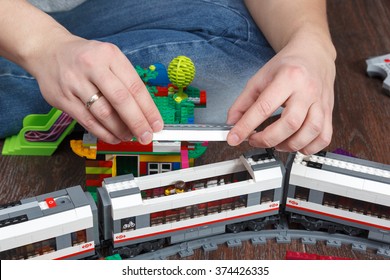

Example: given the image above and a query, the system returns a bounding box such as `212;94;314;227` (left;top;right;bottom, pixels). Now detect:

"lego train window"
121;217;136;232
150;195;248;226
71;229;87;246
142;173;248;200
322;193;390;219
294;186;310;201
260;189;275;204
0;237;56;260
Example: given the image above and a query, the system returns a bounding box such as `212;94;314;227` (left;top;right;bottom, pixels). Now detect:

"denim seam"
199;0;251;43
122;36;229;55
0;73;35;79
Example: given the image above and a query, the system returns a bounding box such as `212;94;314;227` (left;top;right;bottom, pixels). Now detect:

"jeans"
0;0;275;138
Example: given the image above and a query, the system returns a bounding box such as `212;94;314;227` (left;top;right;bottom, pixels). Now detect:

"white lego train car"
285;151;390;243
0;186;99;260
97;149;285;257
1;149;389;260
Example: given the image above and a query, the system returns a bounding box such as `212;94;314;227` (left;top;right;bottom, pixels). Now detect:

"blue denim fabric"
0;0;275;138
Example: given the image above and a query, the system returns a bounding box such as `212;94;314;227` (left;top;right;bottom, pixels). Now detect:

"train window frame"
260;189;275;204
71;229;87;246
149;194;249;227
120;217;136;232
294;186;310;201
0;237;57;260
322;192;390;219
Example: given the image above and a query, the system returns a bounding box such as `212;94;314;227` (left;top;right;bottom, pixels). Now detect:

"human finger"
226;69;271;125
61;93;121;144
298;108;332;155
227;73;291;146
248;93;313;148
91;67;154;145
85;90;134;141
111;52;164;133
272;101;324;152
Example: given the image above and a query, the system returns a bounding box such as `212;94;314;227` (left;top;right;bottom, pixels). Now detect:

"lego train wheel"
342;225;364;237
247;219;267;231
226;222;246;233
300;216;324;231
247;216;279;231
115;245;142;259
143;239;165;252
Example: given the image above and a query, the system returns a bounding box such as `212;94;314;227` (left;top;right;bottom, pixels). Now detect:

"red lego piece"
285;251;352;260
97;140;153;153
199;90;207;106
139;162;147;176
45;197;57;208
155;86;169;96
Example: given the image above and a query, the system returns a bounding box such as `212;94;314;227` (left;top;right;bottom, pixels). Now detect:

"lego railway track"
131;224;390;260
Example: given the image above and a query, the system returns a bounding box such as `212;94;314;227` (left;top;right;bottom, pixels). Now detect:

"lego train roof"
289;152;390;205
0;186;93;252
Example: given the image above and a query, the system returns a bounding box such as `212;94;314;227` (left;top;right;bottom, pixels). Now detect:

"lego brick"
35;189;68;202
247;192;261;207
0;200;39;217
308;189;324;204
66;186;89;208
153;124;232;141
85;166;112;174
322;164;390;185
97;140;154;153
104;174;134;185
109;188;140;199
366;53;390;95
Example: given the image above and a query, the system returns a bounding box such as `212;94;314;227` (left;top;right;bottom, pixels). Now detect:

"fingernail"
111;138;121;145
140;131;153;144
152;120;163;132
228;133;240;146
122;133;133;142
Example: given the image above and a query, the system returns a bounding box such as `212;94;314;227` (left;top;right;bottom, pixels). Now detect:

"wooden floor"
0;0;389;260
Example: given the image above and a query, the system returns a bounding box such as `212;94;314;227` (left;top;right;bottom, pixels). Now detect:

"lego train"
0;149;389;260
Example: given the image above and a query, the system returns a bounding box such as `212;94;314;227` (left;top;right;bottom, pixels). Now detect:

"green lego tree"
167;56;196;103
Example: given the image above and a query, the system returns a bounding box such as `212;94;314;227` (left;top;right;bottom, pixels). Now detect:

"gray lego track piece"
302;237;317;245
352;243;367;252
377;248;390;258
251;236;267;245
326;239;342;247
130;229;390;260
202;242;218;252
226;239;242;248
366;53;390;95
178;248;194;258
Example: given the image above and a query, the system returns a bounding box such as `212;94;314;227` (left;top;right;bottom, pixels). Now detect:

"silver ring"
85;92;102;109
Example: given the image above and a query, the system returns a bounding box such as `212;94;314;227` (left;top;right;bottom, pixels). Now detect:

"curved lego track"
131;223;390;260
